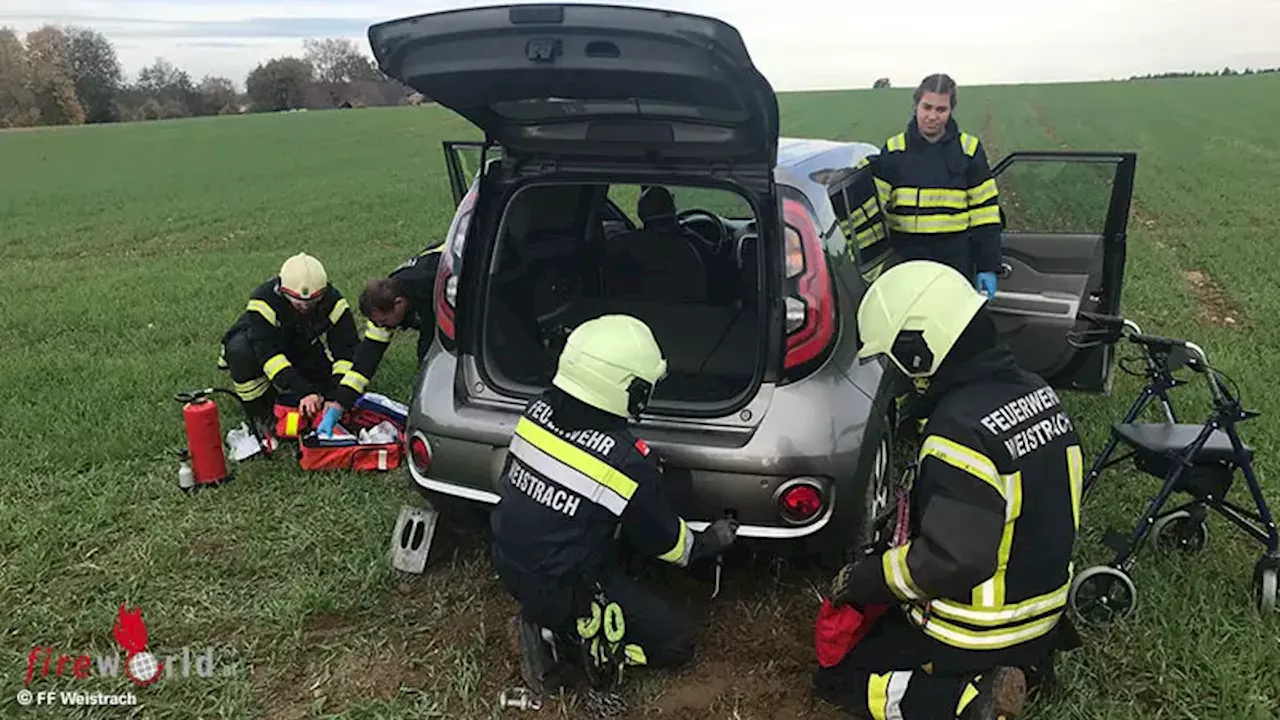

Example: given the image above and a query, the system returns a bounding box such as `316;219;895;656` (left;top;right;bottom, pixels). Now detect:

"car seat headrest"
638;186;677;228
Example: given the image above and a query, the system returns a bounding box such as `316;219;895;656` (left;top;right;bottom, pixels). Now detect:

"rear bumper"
406;350;887;549
407;459;839;540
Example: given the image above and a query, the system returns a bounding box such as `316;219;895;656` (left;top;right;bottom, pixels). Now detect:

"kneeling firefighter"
320;248;442;433
813;260;1083;720
218;252;359;433
490;314;739;695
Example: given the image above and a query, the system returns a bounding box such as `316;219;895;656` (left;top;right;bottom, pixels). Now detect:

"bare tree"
24;25;85;125
0;27;39;127
303;38;378;106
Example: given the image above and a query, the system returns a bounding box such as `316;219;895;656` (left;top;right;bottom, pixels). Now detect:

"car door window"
827;162;891;284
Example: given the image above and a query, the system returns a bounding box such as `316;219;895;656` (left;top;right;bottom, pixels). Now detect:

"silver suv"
367;3;1137;555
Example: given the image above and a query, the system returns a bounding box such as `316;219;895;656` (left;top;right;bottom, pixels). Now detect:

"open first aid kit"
273;393;409;472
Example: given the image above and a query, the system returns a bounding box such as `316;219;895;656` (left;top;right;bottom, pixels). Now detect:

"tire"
1068;565;1137;629
853;406;900;554
1253;559;1278;615
1153;510;1209;554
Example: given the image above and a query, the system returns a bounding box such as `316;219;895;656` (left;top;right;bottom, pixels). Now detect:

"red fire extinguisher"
175;389;230;488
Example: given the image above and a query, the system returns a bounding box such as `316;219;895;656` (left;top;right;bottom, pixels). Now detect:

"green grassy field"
3;73;1280;719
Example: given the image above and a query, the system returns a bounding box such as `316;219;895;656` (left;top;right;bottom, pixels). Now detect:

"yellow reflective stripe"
332;359;352;376
340;371;369;394
658;518;693;566
515;417;638;501
887;212;971;234
960;132;979;157
247;299;278;327
423;244;445;256
263;353;292;379
624;644;647;666
890;187;968;209
967;178;999;205
881;544;924;601
910;606;1061;650
974;471;1023;607
365;321;394;343
874;177;893;206
860;196;880;217
968;205;1002;228
919;436;1004;497
233;378;270;401
328;298;350;325
957;681;981;715
857;223;887;250
1067;444;1083;530
285;412;300;437
867;672;891;720
937;580;1070;627
885;133;907;152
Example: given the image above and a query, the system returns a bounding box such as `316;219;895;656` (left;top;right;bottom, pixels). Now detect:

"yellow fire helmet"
856;260;988;378
552;314;669;419
278;253;328;301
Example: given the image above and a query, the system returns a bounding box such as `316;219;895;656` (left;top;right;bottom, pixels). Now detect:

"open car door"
831;150;1136;394
369;3;779;167
442;140;503;205
986;151;1137;393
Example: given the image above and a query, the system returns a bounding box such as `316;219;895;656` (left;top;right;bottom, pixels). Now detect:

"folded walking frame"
1063;312;1279;627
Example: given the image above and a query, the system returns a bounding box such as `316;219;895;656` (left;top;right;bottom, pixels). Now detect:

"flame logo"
113;604;164;686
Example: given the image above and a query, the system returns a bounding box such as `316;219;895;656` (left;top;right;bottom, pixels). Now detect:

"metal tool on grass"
710;510;738;599
498;687;542;711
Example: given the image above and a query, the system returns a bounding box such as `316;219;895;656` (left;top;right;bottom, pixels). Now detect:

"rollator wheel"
1253;560;1278;614
1153;511;1209;554
1068;565;1137;629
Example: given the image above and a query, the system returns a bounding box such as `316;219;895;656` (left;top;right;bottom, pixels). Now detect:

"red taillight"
435;188;477;341
409;435;432;472
782;198;835;371
779;482;823;523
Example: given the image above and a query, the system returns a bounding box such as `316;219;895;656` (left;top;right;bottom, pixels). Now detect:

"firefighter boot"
240;395;278;451
961;666;1027;720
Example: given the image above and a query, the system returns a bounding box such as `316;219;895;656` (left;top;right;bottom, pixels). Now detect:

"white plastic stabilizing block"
389;502;439;574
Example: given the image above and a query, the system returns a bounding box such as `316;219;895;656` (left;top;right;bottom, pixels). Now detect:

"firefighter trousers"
498;562;696;673
218;329;337;418
813;608;1049;719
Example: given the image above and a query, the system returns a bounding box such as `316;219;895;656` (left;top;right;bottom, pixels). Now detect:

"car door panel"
987;151;1137;393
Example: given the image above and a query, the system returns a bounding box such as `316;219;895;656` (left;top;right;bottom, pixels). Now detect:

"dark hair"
914;73;958;110
358;277;404;317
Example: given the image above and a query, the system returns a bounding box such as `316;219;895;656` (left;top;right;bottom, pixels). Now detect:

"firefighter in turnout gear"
812;261;1084;720
490;314;739;697
323;247;442;423
852;74;1003;298
218;252;359;432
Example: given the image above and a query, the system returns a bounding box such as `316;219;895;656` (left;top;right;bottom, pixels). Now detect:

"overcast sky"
3;0;1279;92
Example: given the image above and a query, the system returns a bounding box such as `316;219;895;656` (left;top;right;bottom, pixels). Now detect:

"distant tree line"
0;25;423;128
1128;66;1280;80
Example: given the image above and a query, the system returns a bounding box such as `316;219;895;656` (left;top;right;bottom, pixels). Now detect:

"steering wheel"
676;209;728;253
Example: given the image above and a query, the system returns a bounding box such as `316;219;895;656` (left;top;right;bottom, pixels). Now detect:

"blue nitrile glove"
317;405;343;438
976;272;997;299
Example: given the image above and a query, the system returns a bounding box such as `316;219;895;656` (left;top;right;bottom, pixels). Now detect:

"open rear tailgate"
368;3;779;164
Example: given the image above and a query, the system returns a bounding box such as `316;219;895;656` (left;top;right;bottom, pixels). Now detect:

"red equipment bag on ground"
297;394;407;473
814;599;890;668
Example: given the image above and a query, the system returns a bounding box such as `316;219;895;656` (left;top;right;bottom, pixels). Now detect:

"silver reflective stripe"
886;671;911;720
509;435;627;515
